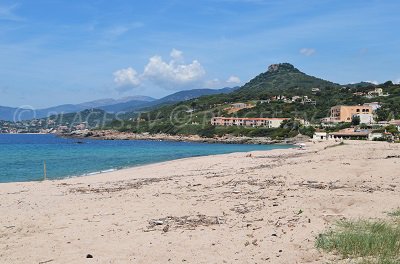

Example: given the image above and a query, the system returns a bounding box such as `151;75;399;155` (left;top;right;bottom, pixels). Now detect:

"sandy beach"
1;140;400;263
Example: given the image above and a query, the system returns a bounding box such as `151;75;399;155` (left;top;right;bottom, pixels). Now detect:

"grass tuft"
316;219;400;263
388;209;400;217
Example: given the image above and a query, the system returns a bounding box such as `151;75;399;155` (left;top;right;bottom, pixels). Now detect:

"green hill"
234;63;339;99
104;62;400;139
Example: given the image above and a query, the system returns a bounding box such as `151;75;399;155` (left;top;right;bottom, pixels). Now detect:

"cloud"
204;78;221;88
226;75;241;84
104;22;144;39
394;79;400;85
143;54;205;89
113;49;206;91
0;4;23;21
113;67;141;91
365;80;379;85
204;75;241;88
299;48;316;56
170;49;184;62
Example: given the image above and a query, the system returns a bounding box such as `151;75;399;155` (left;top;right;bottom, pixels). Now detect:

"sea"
0;134;292;183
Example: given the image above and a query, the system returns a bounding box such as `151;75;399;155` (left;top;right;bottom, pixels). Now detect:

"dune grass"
316;218;400;263
388;209;400;218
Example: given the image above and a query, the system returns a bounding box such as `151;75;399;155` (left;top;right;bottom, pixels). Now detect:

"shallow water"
0;134;292;183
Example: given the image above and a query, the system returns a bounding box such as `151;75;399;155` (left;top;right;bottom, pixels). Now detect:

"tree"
351;115;360;126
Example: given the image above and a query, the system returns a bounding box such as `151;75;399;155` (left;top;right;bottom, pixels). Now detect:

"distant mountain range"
0;87;237;121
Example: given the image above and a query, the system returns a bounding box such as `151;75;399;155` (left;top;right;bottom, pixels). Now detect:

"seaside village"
1;87;399;141
211;87;400;142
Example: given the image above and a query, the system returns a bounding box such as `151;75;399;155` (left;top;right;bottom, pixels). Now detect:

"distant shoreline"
61;129;307;145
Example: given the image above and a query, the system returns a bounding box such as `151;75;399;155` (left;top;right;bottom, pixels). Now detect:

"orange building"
211;117;289;128
330;105;373;122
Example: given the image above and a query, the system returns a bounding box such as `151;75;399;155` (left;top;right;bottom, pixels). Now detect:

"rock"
163;224;170;233
86;254;93;258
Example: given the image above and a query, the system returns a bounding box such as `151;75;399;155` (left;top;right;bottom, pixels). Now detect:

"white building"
363;102;381;111
353;113;374;124
313;132;328;140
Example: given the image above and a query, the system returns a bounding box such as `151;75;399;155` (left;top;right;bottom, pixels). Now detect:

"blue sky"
0;0;399;108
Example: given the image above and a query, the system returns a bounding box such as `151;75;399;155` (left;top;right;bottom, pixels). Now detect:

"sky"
0;0;399;108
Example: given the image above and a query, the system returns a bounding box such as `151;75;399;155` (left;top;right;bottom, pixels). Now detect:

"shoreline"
0;143;294;185
1;140;400;263
63;129;309;145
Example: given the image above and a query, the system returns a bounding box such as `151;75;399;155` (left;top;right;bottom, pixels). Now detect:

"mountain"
234;63;340;98
0;88;236;121
154;87;237;105
0;96;155;121
104;62;400;138
343;82;377;89
0;106;22;121
96;100;154;113
77;96;155;109
46;109;116;128
120;87;238;112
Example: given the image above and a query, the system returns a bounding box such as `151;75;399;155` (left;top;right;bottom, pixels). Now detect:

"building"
314;128;371;141
389;120;400;131
311;88;320;93
231;103;249;109
329;128;370;140
313;128;392;141
226;103;254;114
313;131;329;140
363;102;381;111
353;113;374;124
367;88;383;97
368;132;384;141
329;105;373;123
211;117;289;128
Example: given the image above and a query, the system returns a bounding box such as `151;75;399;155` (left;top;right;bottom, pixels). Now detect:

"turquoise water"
0;134;292;183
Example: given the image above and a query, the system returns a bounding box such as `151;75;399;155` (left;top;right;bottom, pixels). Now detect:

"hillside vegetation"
105;63;400;139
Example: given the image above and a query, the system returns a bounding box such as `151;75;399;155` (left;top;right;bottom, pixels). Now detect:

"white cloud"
299;48;316;56
104;22;144;39
142;49;206;89
205;78;221;88
394;79;400;85
170;49;184;62
0;4;23;21
113;67;141;90
113;49;206;91
226;75;241;84
205;75;241;88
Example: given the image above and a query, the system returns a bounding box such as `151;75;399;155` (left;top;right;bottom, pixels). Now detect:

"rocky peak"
267;63;297;73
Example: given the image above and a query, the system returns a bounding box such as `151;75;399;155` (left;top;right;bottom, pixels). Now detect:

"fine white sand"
1;141;399;263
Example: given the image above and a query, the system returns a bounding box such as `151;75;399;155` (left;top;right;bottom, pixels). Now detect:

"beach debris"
151;220;164;225
146;214;224;232
297;180;347;190
162;224;170;233
69;177;172;194
86;254;93;258
38;260;54;264
386;155;400;159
